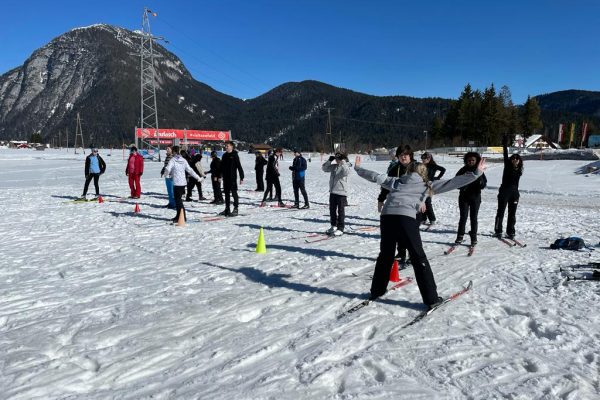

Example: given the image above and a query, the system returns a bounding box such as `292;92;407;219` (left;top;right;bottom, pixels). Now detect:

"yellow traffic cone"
255;227;267;254
176;210;186;227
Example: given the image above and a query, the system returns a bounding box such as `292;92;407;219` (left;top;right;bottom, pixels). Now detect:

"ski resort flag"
569;123;575;146
558;124;564;142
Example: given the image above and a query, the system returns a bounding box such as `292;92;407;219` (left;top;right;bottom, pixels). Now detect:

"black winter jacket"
220;151;244;182
456;166;487;198
377;160;414;202
266;154;280;179
500;144;522;190
426;163;446;181
207;157;222;179
255;155;267;171
190;154;203;175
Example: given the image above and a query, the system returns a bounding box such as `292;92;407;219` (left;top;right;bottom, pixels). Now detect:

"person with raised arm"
494;135;524;240
354;154;486;309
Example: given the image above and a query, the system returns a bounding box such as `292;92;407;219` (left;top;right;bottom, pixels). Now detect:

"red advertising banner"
148;140;203;145
135;128;231;141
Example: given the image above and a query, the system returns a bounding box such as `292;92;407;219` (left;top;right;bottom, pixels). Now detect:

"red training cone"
134;203;140;213
389;260;401;282
97;196;104;203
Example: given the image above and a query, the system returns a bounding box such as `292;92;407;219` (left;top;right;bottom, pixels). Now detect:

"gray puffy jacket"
355;166;481;218
322;159;351;196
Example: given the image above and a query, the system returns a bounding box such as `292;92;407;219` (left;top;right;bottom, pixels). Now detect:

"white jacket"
164;155;201;186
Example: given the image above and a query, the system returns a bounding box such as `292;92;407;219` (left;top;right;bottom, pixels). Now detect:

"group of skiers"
160;141;244;220
80;138;524;310
353;135;523;309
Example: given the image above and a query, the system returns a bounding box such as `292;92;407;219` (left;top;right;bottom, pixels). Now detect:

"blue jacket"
290;155;307;181
84;154;106;176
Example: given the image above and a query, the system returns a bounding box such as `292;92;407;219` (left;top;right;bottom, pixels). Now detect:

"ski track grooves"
2;152;600;398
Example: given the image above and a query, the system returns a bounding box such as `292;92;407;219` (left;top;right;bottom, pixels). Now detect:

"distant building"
249;143;272;154
515;134;558;150
9;140;29;148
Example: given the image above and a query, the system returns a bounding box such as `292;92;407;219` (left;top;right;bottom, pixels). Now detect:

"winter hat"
210;151;217;158
130;146;138;153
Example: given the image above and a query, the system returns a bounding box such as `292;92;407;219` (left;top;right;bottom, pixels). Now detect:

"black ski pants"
262;176;281;202
329;193;346;231
293;178;309;206
255;170;265;191
174;185;187;222
223;180;239;210
371;215;438;306
421;196;436;223
494;187;519;237
186;177;203;199
211;178;223;202
82;173;100;196
457;194;481;242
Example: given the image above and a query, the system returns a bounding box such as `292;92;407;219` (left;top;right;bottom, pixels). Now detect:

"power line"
155;18;267;96
332;115;426;128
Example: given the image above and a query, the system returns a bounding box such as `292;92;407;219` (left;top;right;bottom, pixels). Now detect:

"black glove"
329;156;335;162
289;166;294;170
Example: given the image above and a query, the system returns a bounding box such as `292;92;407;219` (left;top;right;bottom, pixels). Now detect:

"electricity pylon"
138;7;163;161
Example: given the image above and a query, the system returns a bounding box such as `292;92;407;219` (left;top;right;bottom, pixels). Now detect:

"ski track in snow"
0;149;599;399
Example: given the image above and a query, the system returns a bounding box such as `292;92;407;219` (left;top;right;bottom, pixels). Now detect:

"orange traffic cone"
389;260;401;282
97;196;104;203
134;203;140;213
176;210;186;227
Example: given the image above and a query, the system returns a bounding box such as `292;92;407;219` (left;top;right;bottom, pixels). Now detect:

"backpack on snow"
550;237;586;250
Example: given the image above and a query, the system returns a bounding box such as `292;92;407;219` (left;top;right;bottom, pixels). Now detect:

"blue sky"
2;0;599;104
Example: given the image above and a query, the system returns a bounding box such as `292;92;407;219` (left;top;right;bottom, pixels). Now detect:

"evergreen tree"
480;84;501;145
431;115;444;146
522;95;543;138
30;132;43;143
441;101;459;144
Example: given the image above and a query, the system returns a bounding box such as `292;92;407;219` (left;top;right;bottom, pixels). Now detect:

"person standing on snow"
219;141;244;217
494;135;524;239
290;149;310;209
207;151;224;205
378;145;417;264
125;146;144;199
81;147;106;199
254;151;268;191
186;151;207;201
419;152;446;225
164;145;202;223
261;148;284;207
322;152;351;236
454;152;487;246
354;155;486;309
160;146;176;209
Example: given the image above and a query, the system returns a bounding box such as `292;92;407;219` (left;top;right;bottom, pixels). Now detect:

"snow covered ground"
1;148;599;399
